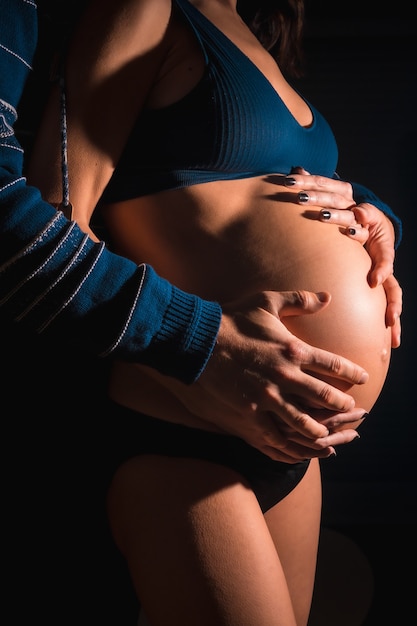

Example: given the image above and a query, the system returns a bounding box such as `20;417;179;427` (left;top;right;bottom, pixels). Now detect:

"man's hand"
190;290;368;462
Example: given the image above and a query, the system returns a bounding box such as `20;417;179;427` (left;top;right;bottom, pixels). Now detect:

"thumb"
266;290;331;319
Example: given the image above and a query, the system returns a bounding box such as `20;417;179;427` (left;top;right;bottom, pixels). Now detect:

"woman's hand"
319;202;401;347
282;167;402;347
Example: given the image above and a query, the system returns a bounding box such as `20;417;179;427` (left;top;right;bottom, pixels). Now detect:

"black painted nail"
348;227;356;236
284;176;297;186
298;192;309;203
320;210;331;220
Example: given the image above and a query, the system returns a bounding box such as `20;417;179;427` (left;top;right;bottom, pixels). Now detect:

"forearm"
0;178;220;381
0;0;221;383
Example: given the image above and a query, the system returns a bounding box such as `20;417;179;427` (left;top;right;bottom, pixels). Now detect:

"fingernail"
284;176;297;186
359;371;369;384
348;227;356;236
320;210;331;220
316;291;330;303
298;192;309;203
360;413;369;421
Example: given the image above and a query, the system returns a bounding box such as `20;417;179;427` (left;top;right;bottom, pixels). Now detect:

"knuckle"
328;355;342;375
316;383;334;405
324;416;344;430
342;180;354;196
286;336;309;363
315;175;328;189
291;411;309;429
292;289;310;309
312;438;329;451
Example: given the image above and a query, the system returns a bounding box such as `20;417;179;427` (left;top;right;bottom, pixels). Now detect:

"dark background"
299;3;416;625
9;1;417;625
299;2;417;526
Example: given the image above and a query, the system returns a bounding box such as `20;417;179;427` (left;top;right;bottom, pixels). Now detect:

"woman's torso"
103;177;391;422
99;0;391;424
101;0;337;203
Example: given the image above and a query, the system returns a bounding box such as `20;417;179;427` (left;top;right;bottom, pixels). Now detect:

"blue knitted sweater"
0;0;221;383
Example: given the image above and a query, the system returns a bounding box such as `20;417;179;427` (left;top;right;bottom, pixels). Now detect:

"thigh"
106;455;299;626
265;458;322;626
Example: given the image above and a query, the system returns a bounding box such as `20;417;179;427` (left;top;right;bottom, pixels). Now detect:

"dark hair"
237;0;305;77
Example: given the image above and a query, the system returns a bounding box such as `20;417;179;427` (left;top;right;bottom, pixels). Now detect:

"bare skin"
285;166;402;347
104;175;390;434
28;1;396;624
28;0;377;460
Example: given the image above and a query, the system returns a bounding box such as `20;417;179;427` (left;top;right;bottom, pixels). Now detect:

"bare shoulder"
67;0;175;111
70;0;174;60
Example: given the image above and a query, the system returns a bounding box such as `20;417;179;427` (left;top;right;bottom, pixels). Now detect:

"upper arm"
28;0;173;230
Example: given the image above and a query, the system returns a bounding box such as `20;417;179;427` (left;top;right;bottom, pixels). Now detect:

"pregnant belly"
108;199;391;421
274;242;391;413
232;208;391;413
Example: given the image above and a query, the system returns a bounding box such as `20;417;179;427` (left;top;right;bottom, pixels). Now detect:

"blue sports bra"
101;0;339;202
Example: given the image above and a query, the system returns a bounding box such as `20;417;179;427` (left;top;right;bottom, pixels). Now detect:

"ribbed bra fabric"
101;0;339;202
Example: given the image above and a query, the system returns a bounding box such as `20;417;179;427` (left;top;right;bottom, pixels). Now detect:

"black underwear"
101;398;310;513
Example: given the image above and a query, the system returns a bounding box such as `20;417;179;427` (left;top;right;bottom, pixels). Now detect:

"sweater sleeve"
0;0;221;384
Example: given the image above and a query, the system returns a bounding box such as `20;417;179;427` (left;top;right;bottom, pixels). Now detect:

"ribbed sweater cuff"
140;268;221;384
159;284;221;383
